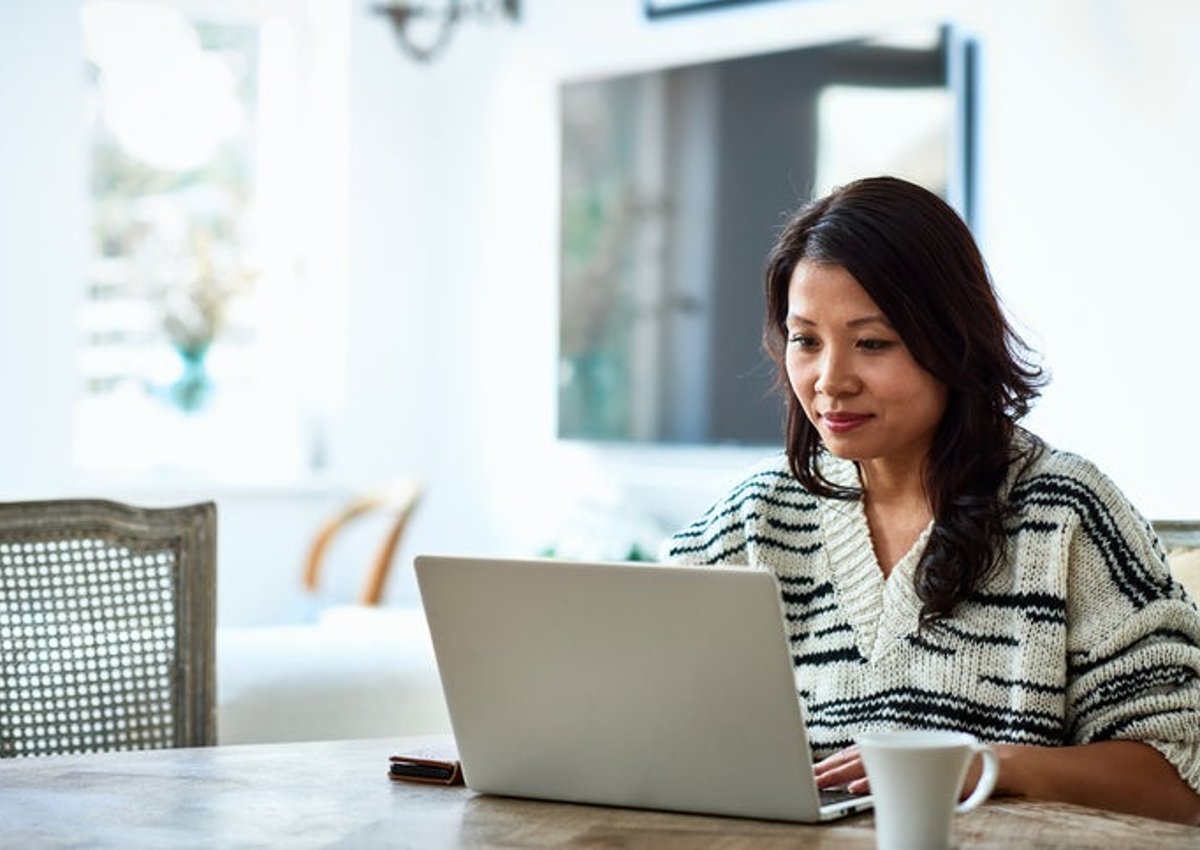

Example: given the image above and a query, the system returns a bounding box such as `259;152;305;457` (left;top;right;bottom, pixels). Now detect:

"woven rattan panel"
0;534;181;757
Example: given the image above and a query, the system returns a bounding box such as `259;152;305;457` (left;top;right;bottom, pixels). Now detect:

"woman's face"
785;260;948;477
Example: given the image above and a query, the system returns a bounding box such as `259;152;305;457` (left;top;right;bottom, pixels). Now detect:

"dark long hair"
762;176;1045;626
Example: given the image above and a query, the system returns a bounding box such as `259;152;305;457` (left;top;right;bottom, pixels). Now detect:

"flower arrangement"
159;226;256;358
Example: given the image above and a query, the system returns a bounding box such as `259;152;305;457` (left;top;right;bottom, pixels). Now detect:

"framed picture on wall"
644;0;782;19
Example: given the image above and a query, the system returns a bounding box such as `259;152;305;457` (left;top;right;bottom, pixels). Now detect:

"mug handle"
956;743;999;813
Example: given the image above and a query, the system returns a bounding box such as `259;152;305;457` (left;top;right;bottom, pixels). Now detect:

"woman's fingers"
813;745;871;793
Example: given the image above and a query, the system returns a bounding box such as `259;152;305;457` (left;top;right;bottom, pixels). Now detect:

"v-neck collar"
815;455;929;663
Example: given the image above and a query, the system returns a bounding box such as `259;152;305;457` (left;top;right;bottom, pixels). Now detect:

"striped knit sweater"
663;432;1200;793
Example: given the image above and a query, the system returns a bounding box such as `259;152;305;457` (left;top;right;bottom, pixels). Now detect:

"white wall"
3;0;1199;626
974;0;1200;519
0;0;84;494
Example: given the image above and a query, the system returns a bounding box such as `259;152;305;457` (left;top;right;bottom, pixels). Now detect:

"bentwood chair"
301;478;424;606
0;499;216;757
218;479;444;744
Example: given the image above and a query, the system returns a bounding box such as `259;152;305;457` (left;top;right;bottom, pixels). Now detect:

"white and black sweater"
663;433;1200;793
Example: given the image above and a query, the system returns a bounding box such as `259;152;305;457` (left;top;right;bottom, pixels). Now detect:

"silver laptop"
413;555;872;822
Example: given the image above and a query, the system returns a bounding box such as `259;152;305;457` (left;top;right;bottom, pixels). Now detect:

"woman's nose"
814;353;859;397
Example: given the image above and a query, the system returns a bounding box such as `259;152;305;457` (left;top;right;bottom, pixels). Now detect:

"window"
556;27;972;446
813;84;953;201
76;0;345;483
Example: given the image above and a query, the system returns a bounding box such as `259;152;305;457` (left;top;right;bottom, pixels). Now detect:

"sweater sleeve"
659;456;797;566
659;482;753;566
1059;466;1200;793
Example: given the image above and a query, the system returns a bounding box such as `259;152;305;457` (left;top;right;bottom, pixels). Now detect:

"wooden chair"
1155;520;1200;550
301;478;423;606
218;479;445;744
1155;520;1200;601
0;499;216;757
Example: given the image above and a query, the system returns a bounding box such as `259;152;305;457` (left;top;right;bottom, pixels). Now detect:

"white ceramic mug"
857;730;999;850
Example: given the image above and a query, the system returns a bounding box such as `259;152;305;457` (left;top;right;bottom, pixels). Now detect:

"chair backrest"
0;499;216;757
301;479;423;606
1154;520;1200;602
1154;520;1200;550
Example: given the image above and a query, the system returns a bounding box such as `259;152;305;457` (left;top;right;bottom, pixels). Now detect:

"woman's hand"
815;740;1200;824
994;741;1200;825
815;742;1007;799
814;745;870;795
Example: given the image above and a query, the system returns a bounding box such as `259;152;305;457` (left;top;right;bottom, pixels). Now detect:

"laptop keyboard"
819;787;865;806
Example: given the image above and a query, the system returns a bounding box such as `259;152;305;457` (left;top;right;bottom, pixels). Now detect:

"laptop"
413;555;872;822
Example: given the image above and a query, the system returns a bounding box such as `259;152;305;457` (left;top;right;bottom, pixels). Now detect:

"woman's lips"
822;412;872;434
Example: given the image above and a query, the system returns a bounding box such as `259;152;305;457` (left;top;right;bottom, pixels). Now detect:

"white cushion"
216;605;450;744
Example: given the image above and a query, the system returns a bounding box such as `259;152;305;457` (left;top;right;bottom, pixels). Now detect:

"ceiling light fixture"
373;0;520;63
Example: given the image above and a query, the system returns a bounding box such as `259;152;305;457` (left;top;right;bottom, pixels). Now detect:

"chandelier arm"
374;0;517;62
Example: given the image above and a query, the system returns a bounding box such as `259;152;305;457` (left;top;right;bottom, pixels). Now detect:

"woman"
663;176;1200;824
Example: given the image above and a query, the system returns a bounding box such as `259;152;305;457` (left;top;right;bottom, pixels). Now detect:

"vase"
168;343;213;412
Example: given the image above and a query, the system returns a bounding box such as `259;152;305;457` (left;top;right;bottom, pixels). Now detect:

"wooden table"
1;737;1196;848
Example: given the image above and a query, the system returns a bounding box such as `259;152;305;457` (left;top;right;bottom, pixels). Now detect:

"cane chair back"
0;499;216;757
1155;520;1200;601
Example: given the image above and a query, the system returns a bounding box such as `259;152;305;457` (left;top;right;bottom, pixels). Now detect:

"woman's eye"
788;334;817;349
857;338;895;352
